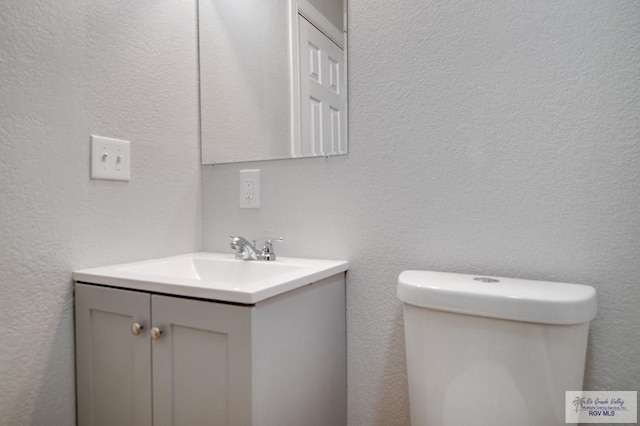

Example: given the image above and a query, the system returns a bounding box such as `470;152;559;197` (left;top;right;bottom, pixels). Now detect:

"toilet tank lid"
397;270;597;325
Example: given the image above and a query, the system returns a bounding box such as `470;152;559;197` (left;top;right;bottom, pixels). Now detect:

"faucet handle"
261;237;283;260
264;236;284;245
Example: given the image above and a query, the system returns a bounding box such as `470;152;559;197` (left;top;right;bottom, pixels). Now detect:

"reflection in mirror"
199;0;347;164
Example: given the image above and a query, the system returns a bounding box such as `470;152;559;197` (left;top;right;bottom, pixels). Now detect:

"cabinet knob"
131;323;143;336
151;327;163;340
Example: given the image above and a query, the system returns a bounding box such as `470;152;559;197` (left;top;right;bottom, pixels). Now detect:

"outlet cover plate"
91;135;131;181
239;169;260;208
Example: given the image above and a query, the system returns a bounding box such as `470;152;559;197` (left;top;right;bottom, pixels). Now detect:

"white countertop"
74;252;349;304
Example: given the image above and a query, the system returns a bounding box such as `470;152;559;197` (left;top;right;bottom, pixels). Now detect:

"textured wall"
202;0;640;424
0;0;201;423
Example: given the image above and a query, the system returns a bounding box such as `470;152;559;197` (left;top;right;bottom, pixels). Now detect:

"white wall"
0;0;201;423
203;0;640;424
308;0;344;31
1;0;638;423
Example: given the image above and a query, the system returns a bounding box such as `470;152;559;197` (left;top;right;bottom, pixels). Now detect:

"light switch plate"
90;135;131;181
239;169;260;208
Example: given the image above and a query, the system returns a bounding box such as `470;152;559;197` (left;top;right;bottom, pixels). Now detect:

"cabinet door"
75;284;152;426
151;295;253;426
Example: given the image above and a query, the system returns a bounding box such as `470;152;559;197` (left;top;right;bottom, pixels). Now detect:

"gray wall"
1;0;638;424
0;0;201;423
203;0;640;424
308;0;344;31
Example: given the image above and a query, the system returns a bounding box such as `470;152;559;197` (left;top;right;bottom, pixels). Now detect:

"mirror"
198;0;347;164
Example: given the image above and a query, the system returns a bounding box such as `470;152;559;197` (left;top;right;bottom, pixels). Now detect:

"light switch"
90;135;131;181
239;169;260;208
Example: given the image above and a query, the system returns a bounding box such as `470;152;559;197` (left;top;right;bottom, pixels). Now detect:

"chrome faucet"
229;236;283;261
229;236;260;260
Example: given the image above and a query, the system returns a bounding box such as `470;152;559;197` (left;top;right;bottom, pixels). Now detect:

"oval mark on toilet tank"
473;277;500;283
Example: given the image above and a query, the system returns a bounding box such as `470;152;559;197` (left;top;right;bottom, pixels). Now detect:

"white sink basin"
73;252;348;304
118;256;306;284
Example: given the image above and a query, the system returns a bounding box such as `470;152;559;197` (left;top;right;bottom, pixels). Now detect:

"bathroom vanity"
73;253;348;426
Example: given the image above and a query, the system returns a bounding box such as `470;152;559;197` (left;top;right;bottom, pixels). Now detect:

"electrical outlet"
245;179;254;199
90;135;131;181
239;169;260;208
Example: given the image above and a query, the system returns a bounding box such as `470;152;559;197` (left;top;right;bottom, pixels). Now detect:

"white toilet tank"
398;271;597;426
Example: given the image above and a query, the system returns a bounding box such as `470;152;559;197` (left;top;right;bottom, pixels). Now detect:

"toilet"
398;270;597;426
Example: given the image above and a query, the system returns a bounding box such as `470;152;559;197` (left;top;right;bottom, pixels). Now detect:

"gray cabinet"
75;285;152;426
75;273;346;426
152;295;252;426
